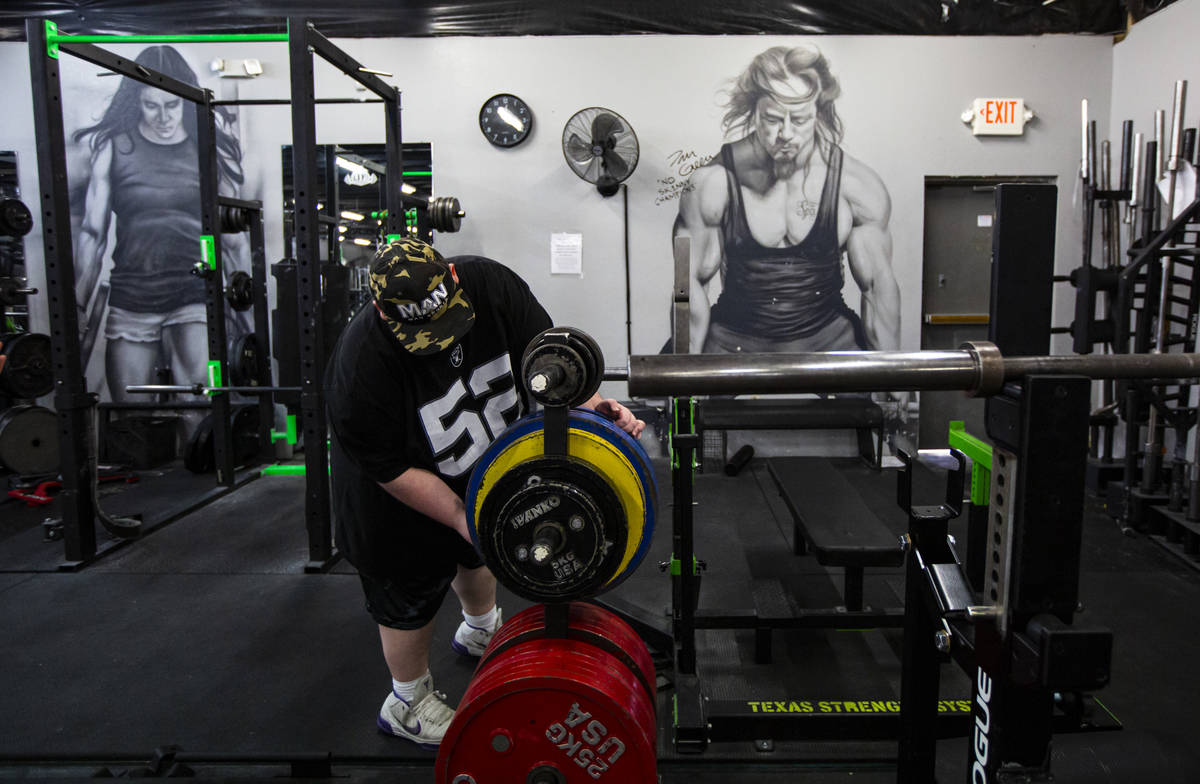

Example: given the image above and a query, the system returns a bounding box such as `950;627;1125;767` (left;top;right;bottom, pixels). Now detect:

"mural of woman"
72;45;245;401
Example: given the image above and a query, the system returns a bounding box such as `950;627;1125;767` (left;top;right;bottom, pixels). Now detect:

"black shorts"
357;522;486;630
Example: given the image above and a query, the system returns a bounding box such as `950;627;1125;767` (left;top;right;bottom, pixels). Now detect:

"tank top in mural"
107;131;205;313
710;143;853;340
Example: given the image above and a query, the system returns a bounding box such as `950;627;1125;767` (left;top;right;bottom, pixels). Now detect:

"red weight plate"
436;639;657;784
475;603;656;708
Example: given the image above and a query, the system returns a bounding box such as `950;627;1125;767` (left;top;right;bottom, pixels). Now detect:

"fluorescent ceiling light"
335;157;368;176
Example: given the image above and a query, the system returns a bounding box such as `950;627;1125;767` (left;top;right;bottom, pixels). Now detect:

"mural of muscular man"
678;45;900;355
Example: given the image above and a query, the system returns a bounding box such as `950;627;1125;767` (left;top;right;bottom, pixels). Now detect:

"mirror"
280;142;432;265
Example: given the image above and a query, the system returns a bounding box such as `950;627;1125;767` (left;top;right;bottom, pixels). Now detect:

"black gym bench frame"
26;19;405;569
666;378;1121;779
659;186;1120;780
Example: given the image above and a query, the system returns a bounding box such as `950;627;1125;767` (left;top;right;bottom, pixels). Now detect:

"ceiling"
0;1;1162;41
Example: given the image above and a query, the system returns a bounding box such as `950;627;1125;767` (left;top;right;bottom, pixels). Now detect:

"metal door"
919;181;996;447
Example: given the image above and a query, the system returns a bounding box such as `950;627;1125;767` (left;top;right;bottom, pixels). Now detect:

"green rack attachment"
46;20;288;57
205;361;223;396
947;420;992;506
669;397;699;472
261;463;331;477
271;414;298;446
261;464;305;477
666;554;702;577
199;235;216;271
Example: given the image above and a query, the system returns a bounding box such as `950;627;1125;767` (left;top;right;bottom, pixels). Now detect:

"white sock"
463;605;497;631
392;671;430;704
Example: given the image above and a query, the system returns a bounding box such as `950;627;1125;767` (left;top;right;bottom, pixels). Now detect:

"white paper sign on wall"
961;98;1034;136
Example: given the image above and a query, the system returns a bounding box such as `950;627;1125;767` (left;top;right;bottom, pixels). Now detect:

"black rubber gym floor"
1;455;1198;782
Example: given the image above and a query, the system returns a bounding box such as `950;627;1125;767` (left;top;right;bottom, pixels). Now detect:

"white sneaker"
451;608;503;657
376;674;455;749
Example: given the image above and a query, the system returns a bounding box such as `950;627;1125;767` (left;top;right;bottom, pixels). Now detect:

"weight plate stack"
521;327;604;408
466;409;657;602
435;602;657;784
183;404;261;473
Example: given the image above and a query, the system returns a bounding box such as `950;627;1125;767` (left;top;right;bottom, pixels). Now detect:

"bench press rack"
617;345;1200;781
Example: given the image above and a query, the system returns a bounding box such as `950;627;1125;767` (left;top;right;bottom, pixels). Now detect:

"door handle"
924;314;990;325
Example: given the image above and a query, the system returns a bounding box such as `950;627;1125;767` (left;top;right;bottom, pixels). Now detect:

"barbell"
615;341;1200;397
126;383;299;396
0;278;38;307
374;196;466;234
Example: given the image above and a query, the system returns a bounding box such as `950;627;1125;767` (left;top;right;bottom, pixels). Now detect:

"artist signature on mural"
655;149;713;206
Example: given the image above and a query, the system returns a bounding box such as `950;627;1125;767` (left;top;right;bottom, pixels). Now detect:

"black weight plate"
184;415;215;473
434;195;448;232
225;270;254;312
522;342;587;407
521;327;604;407
232;403;261;465
570;327;605;404
184;405;261;472
0;332;54;399
477;455;627;602
444;197;462;232
229;333;259;387
0;198;33;238
0;404;59;475
219;204;251;234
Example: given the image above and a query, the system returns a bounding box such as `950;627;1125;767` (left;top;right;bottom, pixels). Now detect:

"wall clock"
479;93;533;148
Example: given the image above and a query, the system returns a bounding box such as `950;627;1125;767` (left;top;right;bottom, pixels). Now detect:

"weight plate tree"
465;409;656;602
436;602;657;784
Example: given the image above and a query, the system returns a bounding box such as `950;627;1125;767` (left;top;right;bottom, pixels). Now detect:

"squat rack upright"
26;19;408;568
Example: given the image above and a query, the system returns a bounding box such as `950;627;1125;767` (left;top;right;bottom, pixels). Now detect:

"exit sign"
962;98;1033;136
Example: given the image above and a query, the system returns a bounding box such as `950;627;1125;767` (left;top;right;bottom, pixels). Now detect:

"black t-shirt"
324;256;553;576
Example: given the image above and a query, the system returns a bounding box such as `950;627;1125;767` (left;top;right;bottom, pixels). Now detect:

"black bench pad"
766;457;904;568
697;398;883;430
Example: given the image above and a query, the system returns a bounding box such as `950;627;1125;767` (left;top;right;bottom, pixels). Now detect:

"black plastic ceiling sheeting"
0;0;1130;41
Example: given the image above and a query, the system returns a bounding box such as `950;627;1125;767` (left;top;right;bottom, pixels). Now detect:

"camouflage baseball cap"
368;238;475;355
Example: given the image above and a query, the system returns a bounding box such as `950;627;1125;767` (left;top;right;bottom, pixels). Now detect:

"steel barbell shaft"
622;342;1200;397
126;384;301;396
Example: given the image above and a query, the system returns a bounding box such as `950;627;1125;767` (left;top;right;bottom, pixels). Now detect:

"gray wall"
1111;1;1200;163
4;33;1114;403
1108;1;1200;459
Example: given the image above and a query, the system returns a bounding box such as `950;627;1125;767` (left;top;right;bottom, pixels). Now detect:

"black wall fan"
562;107;639;197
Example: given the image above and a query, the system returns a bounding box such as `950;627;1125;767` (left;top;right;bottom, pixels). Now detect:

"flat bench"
766;456;904;611
697;398;884;468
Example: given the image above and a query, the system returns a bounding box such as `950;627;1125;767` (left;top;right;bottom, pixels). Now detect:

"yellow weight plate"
473;426;647;585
